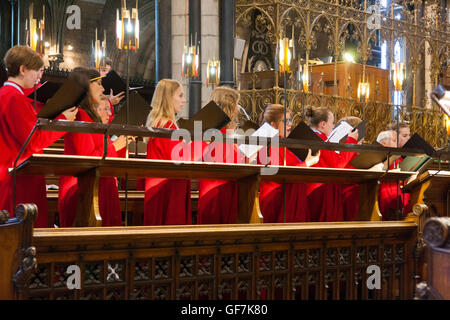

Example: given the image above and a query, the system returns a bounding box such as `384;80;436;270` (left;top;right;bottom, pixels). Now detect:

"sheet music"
441;91;450;113
238;122;279;158
326;121;353;143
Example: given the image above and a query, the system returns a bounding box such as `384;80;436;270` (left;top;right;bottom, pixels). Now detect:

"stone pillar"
189;0;202;117
218;0;235;88
157;0;172;81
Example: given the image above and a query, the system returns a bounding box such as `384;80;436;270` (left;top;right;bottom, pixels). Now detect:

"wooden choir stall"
1;119;449;300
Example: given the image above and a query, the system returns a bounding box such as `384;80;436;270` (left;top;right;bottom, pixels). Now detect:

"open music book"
37;78;87;119
177;101;230;133
238;122;279;158
27;81;62;103
111;90;152;127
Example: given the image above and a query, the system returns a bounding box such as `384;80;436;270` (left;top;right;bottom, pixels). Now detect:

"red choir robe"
341;163;360;221
0;81;66;227
378;158;411;220
144;120;192;225
58;108;122;227
307;131;358;222
258;147;310;223
197;127;244;224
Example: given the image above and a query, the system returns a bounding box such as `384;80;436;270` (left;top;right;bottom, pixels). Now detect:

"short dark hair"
104;57;113;66
4;45;44;77
305;106;332;127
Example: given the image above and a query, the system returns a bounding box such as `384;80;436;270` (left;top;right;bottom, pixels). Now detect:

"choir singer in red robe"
0;46;78;227
305;107;359;222
197;86;245;224
377;124;411;219
58;68;127;227
144;79;192;225
258;104;320;223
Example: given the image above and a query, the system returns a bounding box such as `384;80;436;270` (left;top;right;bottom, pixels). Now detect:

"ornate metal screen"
236;0;449;147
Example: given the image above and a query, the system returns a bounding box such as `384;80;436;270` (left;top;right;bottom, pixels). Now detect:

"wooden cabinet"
311;62;390;103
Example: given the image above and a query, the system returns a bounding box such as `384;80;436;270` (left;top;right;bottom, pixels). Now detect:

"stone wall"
171;0;219;118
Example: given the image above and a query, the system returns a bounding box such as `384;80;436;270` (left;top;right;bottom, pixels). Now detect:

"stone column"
218;0;234;88
189;0;202;117
157;0;172;81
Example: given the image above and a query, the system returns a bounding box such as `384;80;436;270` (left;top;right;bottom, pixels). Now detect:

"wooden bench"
46;189;200;227
11;154;416;227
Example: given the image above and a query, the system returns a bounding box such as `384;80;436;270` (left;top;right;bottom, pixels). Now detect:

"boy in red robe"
0;46;78;227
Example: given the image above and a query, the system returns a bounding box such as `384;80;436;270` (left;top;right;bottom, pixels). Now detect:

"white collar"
3;81;24;95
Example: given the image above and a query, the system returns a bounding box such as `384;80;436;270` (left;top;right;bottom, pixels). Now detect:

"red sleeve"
313;134;358;169
335;136;358;168
7;94;64;157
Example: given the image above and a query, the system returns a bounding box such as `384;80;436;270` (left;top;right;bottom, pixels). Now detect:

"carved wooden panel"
25;223;417;300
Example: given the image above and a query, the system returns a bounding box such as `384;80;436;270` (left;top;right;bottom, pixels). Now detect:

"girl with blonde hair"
144;79;192;225
197;86;246;224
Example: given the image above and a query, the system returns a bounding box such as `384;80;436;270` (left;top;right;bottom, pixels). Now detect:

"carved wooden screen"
27;223;417;300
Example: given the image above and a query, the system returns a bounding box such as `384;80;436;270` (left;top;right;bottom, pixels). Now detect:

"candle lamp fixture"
357;82;370;103
206;59;220;87
278;37;293;74
94;29;107;69
298;63;310;93
182;34;200;79
26;3;45;55
116;0;140;51
391;62;405;91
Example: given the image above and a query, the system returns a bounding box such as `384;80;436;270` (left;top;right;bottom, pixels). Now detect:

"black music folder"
111;91;152;127
340;120;366;143
350;141;400;170
286;121;323;162
101;70;126;95
402;133;435;156
177;101;230;132
27;81;62;103
37;78;87;119
241;120;260;132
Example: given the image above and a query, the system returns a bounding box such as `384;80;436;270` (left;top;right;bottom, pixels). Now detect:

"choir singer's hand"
348;128;359;141
113;135;128;151
305;149;321;167
109;89;125;106
62;107;78;121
